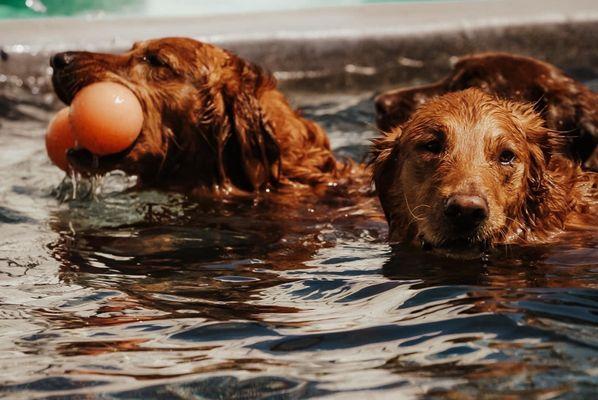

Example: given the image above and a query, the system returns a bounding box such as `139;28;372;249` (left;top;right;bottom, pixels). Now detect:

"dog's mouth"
51;69;142;175
52;74;77;106
419;220;491;249
421;234;488;249
51;62;90;106
66;139;139;176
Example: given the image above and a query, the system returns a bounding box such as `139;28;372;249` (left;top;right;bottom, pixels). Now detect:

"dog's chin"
52;75;73;105
420;234;490;260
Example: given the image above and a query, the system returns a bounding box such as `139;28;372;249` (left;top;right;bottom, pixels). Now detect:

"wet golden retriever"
371;88;597;252
51;37;353;194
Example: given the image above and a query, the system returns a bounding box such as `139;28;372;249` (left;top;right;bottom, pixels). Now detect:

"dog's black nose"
51;52;75;69
444;194;488;230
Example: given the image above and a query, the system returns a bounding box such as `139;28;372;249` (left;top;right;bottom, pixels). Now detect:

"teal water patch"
0;0;456;20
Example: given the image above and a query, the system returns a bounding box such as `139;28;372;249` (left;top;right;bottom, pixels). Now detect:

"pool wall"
1;0;597;92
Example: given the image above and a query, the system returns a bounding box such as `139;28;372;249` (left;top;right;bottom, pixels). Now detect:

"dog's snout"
444;194;489;229
51;52;75;70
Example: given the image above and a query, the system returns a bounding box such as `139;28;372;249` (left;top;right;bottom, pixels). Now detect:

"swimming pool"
1;2;597;398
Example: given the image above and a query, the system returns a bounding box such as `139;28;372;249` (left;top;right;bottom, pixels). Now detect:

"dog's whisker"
402;193;425;222
410;203;432;214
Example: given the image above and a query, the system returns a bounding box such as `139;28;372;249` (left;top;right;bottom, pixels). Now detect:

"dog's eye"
422;139;443;154
499;149;516;165
143;53;168;68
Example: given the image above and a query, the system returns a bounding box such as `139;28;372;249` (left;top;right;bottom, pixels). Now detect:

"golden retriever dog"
370;88;597;253
375;53;598;169
51;37;355;194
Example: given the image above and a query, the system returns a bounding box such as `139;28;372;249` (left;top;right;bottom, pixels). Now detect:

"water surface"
0;61;597;399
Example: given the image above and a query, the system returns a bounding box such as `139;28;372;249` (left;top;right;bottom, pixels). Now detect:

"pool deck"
1;0;597;51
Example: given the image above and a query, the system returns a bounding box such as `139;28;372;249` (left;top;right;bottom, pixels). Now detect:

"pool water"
0;59;597;399
0;0;451;20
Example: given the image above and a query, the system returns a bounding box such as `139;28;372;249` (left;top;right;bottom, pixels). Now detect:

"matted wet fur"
51;37;358;195
375;52;598;169
370;88;597;253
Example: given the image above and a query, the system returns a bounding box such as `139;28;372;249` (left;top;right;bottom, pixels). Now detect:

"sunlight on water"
0;57;597;399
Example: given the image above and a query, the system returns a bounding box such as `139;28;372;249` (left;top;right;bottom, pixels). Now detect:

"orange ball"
69;82;143;156
46;107;76;172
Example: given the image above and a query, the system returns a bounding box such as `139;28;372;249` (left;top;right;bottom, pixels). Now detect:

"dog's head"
51;37;280;190
371;88;570;250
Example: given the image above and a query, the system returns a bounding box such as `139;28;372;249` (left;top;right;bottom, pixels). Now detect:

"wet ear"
370;129;401;178
375;84;444;132
525;121;569;170
522;121;571;228
447;62;482;91
219;59;281;191
375;91;406;132
577;99;598;166
506;100;567;170
369;128;403;221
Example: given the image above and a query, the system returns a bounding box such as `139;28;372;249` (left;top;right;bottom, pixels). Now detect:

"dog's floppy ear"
219;56;281;191
511;104;573;231
574;94;598;167
375;84;444;132
370;129;401;181
369;128;403;225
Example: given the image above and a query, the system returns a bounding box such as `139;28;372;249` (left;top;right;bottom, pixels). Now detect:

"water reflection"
48;186;384;325
0;68;597;398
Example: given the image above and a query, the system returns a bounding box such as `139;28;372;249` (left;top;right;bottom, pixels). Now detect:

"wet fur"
375;53;598;169
371;88;597;248
52;37;351;193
